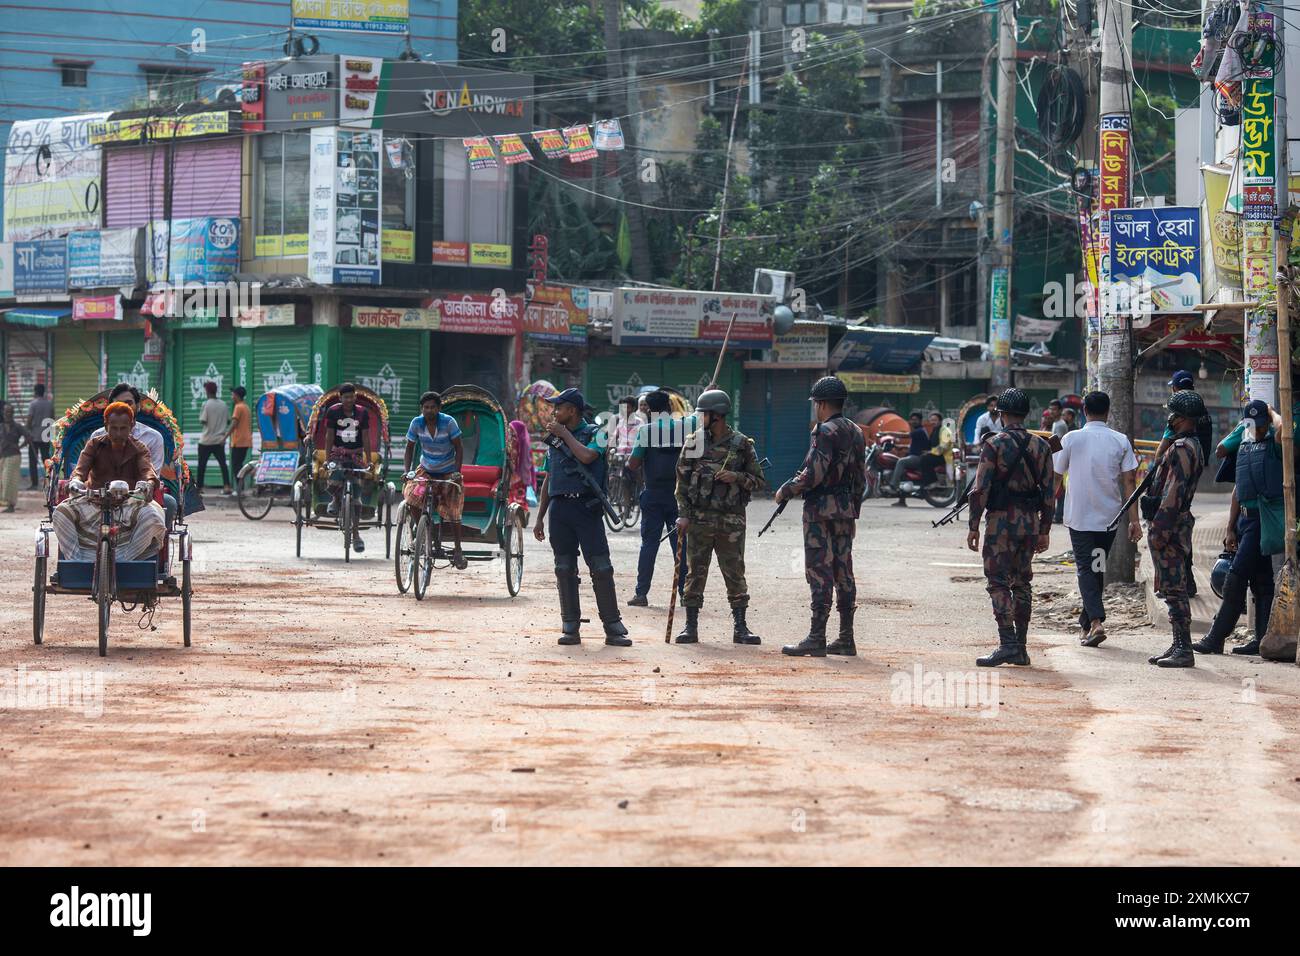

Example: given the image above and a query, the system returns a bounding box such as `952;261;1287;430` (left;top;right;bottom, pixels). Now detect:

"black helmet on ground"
809;376;848;402
995;387;1031;416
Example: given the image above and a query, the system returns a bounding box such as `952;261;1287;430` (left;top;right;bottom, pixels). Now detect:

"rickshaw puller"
403;390;468;570
318;383;373;553
53;402;165;562
533;388;632;647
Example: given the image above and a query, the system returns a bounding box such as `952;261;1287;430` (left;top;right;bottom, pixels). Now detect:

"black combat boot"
826;606;856;656
976;626;1030;667
1193;571;1246;654
556;564;584;646
731;606;761;645
1157;624;1195;668
1014;603;1032;652
1147;642;1177;664
1233;636;1263;655
675;606;700;644
589;558;633;647
782;608;829;657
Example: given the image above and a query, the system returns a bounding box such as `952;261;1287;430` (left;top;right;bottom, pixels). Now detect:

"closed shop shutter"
105;139;242;229
251;327;312;399
104;146;165;229
341;329;425;462
53;327;102;408
585;353;743;425
104;329;156;396
743;369;816;487
4;328;51;416
177;329;236;482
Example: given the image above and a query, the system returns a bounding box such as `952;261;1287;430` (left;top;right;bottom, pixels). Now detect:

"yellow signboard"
291;0;408;35
90;111;230;145
382;229;414;263
255;234;309;258
470;243;512;268
835;371;921;394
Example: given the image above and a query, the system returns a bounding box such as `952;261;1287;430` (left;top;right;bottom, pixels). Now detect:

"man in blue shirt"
403;391;467;569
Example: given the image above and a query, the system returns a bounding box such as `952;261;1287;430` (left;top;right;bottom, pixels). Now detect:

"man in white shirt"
197;380;232;495
1052;390;1141;647
974;395;1001;444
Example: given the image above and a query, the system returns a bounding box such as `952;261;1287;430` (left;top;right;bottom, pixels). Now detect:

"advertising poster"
352;305;439;330
90;111;229;145
255;451;302;485
307;127;336;286
428;293;521;335
13;239;68;298
613;288;774;348
1203;165;1243;288
3;112;110;241
989;267;1010;360
72;294;122;322
524;285;588;345
1107;206;1201;314
332;129;382;285
1098;114;1131;212
67;228;141;289
166;218;240;284
291;0;408;34
469;243;511;268
432;241;469;265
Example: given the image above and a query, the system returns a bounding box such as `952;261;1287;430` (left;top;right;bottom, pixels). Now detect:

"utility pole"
989;0;1017;388
1097;0;1135;580
602;0;653;282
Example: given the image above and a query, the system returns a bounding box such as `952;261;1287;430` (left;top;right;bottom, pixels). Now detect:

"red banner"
1098;114;1131;212
425;293;522;335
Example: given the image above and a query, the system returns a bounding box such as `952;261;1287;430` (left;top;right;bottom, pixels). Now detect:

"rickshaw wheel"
236;463;274;521
293;482;305;557
383;487;394;559
96;539;112;657
342;491;354;564
394;502;413;593
182;552;192;647
33;555;46;645
413;513;433;601
622;490;641;530
504;507;524;597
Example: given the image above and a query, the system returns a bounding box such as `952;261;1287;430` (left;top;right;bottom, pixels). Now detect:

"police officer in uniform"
1146;390;1207;667
533;388;633;647
779;376;867;657
966;388;1055;667
674;389;766;644
1195;401;1285;656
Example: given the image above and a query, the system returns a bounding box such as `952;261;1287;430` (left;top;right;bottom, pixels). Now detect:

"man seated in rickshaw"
317;382;373;552
88;382;175;528
52;402;165;561
403;390;468;569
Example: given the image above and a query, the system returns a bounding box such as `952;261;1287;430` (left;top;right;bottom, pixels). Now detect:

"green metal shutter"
252;327;313;399
53;327;102;409
743;369;816;487
104;329;156;396
341;329;426;461
177;329;236;482
584;353;652;418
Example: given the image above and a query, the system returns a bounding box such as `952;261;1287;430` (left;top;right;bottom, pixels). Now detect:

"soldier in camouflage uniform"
967;388;1055;667
779;376;867;657
674;389;766;645
1146;389;1207;668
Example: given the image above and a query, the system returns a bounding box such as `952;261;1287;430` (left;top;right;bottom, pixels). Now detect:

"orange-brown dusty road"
3;492;1299;865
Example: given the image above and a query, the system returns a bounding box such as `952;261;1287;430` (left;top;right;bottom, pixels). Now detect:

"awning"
830;326;936;375
2;307;70;328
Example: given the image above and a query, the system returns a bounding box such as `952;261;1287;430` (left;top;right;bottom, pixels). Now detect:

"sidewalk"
1138;491;1230;636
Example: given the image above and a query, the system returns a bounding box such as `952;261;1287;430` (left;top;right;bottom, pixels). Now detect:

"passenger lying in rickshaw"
314;382;374;553
52;402;166;561
402;390;468;569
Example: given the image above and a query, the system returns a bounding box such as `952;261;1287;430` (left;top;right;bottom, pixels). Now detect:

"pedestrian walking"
0;404;28;511
532;388;631;647
966;388;1055;667
26;382;54;489
673;389;765;645
197;381;232;494
228;386;253;481
625;389;691;606
1052;391;1141;648
778;376;867;657
1146;390;1207;668
1194;400;1284;657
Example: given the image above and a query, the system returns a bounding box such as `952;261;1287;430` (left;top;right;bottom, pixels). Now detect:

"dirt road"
3;490;1299;865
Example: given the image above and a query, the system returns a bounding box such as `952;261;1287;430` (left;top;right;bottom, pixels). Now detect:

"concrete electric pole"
989;0;1017;388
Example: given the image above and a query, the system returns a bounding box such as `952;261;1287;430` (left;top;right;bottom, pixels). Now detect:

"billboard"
3;112;110;241
291;0;408;34
309;127;382;286
1107;206;1201;314
612;288;774;348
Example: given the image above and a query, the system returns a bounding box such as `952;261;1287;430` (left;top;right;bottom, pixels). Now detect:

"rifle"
931;474;978;528
758;482;791;536
543;432;622;525
1106;462;1159;532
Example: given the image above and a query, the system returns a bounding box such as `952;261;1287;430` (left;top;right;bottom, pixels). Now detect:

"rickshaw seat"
460;464;501;499
56;560;158;590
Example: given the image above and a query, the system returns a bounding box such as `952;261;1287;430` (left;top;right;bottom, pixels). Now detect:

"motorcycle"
864;434;961;508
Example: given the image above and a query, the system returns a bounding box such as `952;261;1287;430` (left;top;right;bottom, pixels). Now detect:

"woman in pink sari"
508;419;536;516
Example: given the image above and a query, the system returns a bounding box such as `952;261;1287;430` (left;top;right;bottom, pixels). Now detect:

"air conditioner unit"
753;268;795;301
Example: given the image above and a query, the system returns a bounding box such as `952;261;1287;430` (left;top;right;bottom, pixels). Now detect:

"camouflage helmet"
809;376;849;401
1166;389;1206;420
695;389;732;416
995;387;1031;416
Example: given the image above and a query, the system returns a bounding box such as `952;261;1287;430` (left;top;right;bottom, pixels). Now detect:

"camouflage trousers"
1149;519;1193;630
805;517;857;613
682;517;749;609
983;525;1035;631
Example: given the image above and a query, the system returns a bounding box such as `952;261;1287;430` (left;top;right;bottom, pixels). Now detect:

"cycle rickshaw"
393;385;526;600
292;385;396;563
33;391;195;656
236;383;323;520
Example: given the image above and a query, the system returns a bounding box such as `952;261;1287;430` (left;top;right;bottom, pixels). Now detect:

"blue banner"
1108;206;1202;314
167;218;241;284
13;239;67;296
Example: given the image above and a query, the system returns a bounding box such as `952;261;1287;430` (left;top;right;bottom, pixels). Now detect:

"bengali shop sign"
426;293;521;335
291;0;408;34
352;305;440;330
612;288;774;347
3;112;110;241
72;293;122;321
1107;207;1201;313
1098;114;1131;212
523;284;588;345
